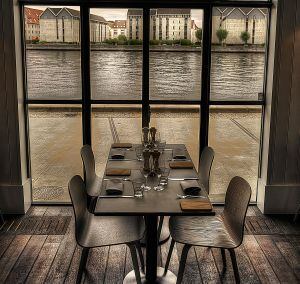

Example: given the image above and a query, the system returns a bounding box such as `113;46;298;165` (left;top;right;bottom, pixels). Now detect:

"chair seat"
77;214;145;248
169;215;238;249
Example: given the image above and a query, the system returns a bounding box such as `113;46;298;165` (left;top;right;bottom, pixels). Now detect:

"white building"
110;20;127;39
40;7;110;43
212;8;267;45
127;9;192;41
24;7;43;41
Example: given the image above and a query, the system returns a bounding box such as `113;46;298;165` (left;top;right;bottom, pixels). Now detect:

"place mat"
105;168;131;176
173;148;187;159
169;161;194;169
110;149;125;160
180;180;202;195
105;179;124;195
180;200;212;212
112;143;132;148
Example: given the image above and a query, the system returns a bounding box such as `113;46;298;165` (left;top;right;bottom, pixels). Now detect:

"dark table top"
94;144;215;216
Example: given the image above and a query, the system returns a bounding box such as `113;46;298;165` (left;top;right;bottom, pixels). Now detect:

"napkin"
106;168;131;176
110;149;125;160
105;179;124;195
180;180;202;195
173;148;187;160
169;161;194;169
112;143;132;148
180;200;212;212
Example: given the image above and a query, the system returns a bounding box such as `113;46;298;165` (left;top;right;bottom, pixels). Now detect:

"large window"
22;1;271;204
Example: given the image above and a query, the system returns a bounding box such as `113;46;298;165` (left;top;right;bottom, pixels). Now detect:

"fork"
176;194;206;199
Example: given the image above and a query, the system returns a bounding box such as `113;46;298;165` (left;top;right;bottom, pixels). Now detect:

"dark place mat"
112;143;132;148
180;200;212;212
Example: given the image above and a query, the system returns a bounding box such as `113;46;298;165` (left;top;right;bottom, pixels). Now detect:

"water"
26;50;265;101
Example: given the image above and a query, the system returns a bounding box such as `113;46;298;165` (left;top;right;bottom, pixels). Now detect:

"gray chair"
69;175;145;284
157;146;215;240
164;176;251;284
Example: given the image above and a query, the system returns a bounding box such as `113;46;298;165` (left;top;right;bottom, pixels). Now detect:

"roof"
157;8;191;15
47;7;62;16
215;7;267;19
24;7;43;25
112;20;126;28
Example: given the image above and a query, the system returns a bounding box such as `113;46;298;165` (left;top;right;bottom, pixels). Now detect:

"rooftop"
24;7;43;25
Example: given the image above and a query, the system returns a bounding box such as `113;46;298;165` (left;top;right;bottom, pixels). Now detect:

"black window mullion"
199;5;212;161
142;8;150;127
81;6;91;145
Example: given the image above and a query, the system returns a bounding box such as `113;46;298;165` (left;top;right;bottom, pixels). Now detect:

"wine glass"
140;168;151;191
135;145;143;161
153;168;170;191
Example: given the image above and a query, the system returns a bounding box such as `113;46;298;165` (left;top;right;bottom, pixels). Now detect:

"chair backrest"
223;176;251;246
198;147;215;193
68;175;89;244
81;144;97;194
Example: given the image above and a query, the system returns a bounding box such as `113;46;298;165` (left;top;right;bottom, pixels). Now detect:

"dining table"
94;144;215;283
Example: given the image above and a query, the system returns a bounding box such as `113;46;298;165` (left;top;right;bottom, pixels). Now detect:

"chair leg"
157;216;164;239
135;241;145;273
164;238;175;275
229;249;240;284
77;247;89;284
176;244;192;284
128;243;142;284
221;248;227;271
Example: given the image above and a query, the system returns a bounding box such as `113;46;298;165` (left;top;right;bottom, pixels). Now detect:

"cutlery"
103;177;131;181
168;177;198;181
98;195;135;198
108;158;135;161
176;194;206;199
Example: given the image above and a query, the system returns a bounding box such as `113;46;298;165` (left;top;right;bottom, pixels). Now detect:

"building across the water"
110;20;127;39
127;9;196;41
39;7;110;43
24;7;43;41
212;8;267;45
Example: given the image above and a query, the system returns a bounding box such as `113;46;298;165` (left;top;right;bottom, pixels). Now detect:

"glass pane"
208;106;262;202
90;9;143;100
149;9;203;101
150;105;200;167
210;7;268;101
92;105;142;177
24;6;81;100
29;105;82;202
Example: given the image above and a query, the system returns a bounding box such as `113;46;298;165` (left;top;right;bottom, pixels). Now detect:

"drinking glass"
135;145;143;161
141;127;149;147
153;168;170;191
132;179;144;198
158;140;166;153
140;169;151;191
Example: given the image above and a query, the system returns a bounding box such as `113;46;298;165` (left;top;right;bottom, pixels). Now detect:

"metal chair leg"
176;244;192;284
128;243;142;284
77;247;89;284
135;241;145;273
221;248;227;271
157;216;164;239
164;238;175;275
229;249;240;284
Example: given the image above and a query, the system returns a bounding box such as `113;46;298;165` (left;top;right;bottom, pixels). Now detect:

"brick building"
24;7;43;41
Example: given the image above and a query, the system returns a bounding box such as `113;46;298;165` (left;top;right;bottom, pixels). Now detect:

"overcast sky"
30;6;203;27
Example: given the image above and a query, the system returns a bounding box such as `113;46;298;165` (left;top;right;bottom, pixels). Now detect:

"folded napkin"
110;149;125;160
105;179;124;195
112;143;132;148
180;180;202;195
106;168;131;176
173;148;187;160
180;200;212;212
169;161;194;169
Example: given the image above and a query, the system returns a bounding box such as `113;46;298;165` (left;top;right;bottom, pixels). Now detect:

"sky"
30;6;203;27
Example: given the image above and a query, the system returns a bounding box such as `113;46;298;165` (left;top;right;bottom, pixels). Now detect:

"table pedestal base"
123;267;177;284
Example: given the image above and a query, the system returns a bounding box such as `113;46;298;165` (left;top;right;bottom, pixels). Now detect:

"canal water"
26;50;265;101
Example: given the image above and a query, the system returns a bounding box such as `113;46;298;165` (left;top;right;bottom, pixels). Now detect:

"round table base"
123;267;177;284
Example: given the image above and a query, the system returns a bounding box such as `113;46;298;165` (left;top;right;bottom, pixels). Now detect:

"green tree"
117;34;127;45
180;39;192;46
195;28;202;43
216;28;228;45
240;31;250;45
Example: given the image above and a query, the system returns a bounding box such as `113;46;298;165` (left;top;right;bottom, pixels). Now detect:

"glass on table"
135;145;143;161
132;179;144;198
153;167;170;191
140;168;151;191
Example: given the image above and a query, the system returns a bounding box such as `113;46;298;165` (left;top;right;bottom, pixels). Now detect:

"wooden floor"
0;206;300;284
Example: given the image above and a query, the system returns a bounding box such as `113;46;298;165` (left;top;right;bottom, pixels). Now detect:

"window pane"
149;9;203;101
209;106;262;202
210;7;268;101
92;105;142;177
90;9;142;100
29;105;82;202
25;6;81;100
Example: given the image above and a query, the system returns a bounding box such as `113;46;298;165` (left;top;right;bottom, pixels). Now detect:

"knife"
98;195;135;198
168;177;199;181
